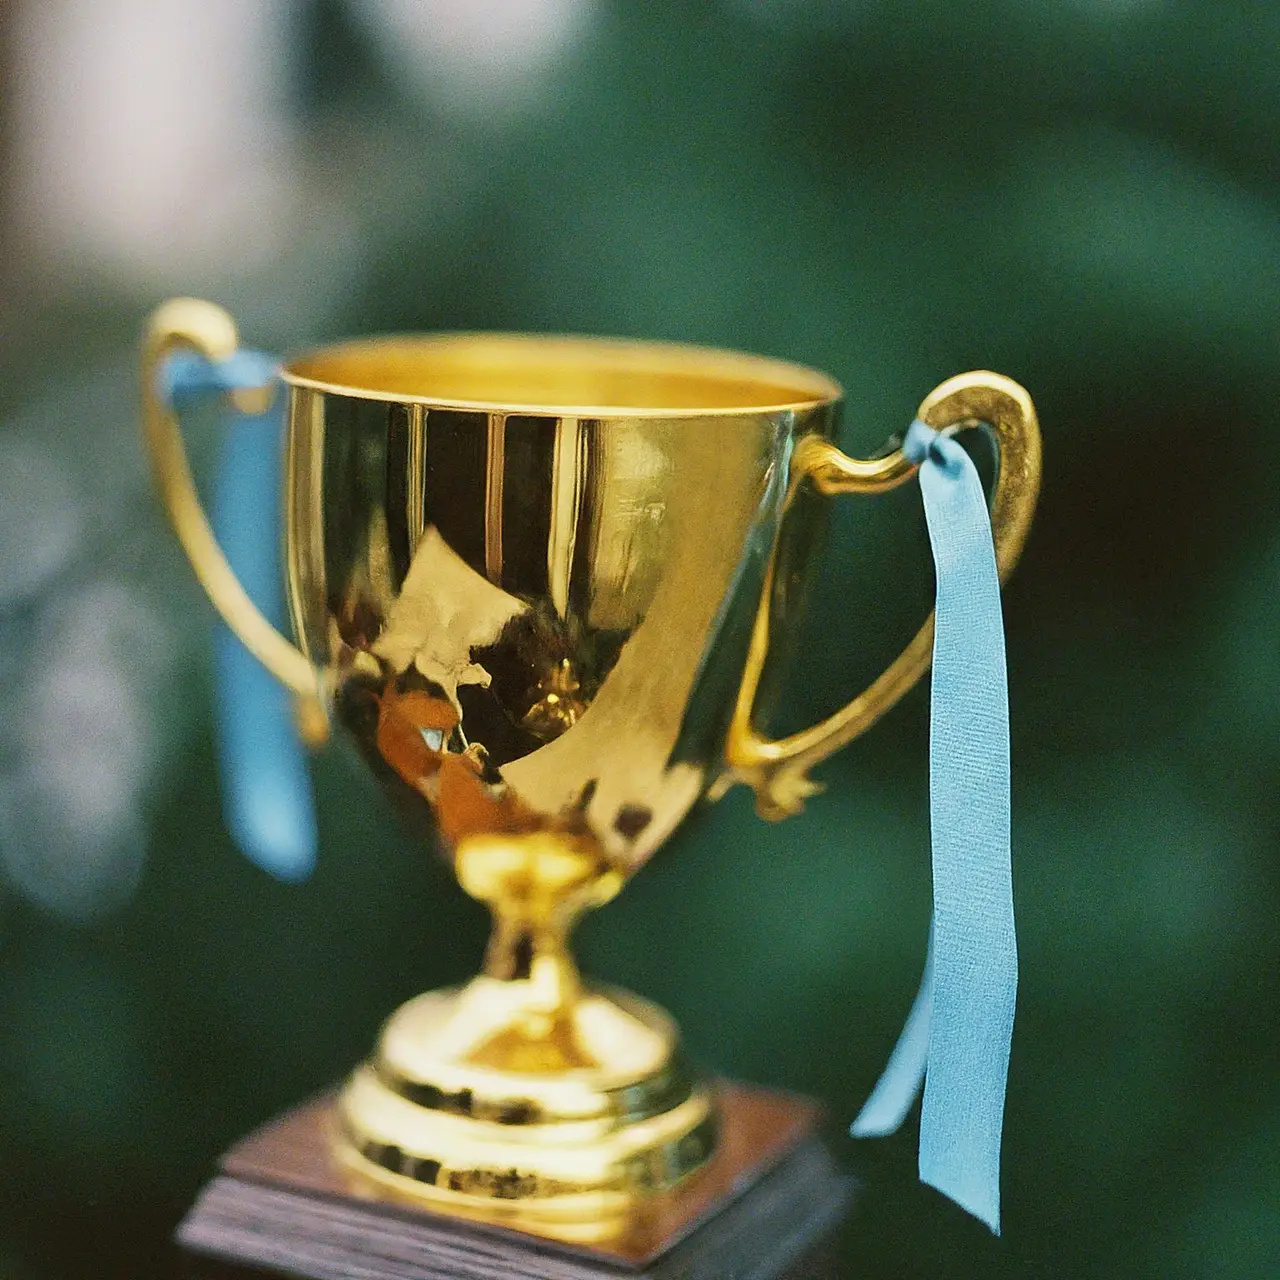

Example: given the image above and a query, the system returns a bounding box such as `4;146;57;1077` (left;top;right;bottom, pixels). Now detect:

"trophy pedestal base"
336;982;717;1219
177;1083;854;1280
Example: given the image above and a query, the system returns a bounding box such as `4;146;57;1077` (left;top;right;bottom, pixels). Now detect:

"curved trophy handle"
725;371;1042;819
141;298;326;712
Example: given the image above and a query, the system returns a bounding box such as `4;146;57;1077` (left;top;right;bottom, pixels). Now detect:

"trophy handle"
141;298;326;710
725;371;1041;820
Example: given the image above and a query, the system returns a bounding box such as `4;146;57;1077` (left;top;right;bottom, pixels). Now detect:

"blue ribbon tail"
852;418;1016;1236
163;350;318;883
212;401;317;882
850;933;933;1138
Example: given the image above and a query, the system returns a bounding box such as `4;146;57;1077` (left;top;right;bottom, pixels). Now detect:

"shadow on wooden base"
177;1082;855;1280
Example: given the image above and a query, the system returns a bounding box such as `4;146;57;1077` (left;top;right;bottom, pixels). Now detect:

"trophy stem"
481;901;583;1008
459;831;624;1018
333;832;719;1228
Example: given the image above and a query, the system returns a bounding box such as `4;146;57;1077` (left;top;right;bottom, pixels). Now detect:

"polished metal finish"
727;372;1042;818
141;299;1041;1235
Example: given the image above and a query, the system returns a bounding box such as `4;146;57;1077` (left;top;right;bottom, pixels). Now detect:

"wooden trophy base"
177;1083;855;1280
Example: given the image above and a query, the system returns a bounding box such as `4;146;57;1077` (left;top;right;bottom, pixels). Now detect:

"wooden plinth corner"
178;1082;855;1280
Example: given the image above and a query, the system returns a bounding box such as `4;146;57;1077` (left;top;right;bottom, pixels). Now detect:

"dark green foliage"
3;3;1278;1276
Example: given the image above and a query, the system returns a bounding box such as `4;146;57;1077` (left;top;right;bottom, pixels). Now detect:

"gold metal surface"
726;372;1042;818
141;299;1041;1229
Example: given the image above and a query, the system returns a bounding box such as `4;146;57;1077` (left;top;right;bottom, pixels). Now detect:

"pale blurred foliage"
10;0;297;285
8;0;596;287
351;0;596;114
0;0;596;918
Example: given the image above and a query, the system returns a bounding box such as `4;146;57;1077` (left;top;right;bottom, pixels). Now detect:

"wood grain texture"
178;1083;855;1280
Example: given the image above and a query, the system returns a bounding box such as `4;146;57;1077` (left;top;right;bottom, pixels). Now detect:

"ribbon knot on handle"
851;418;1017;1236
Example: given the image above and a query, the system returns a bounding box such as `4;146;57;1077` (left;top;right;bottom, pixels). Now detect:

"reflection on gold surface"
277;359;809;1220
142;303;1041;1227
370;525;526;713
302;389;797;876
521;659;585;737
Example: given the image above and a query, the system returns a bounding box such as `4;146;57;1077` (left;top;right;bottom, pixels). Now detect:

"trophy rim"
279;330;844;417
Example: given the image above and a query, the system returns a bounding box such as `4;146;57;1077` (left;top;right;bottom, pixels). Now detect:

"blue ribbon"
161;351;318;882
851;418;1016;1236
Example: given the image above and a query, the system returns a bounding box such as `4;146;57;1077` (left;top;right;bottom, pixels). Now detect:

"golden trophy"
143;299;1039;1278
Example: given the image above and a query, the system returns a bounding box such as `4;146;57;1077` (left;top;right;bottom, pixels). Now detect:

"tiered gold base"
335;978;717;1236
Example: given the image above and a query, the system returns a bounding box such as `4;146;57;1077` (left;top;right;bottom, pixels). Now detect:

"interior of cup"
280;332;842;415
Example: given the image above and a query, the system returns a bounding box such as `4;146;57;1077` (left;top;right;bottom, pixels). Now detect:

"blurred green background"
1;2;1278;1277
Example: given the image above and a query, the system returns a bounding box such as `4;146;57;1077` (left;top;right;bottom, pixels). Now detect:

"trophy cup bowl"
142;299;1040;1241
